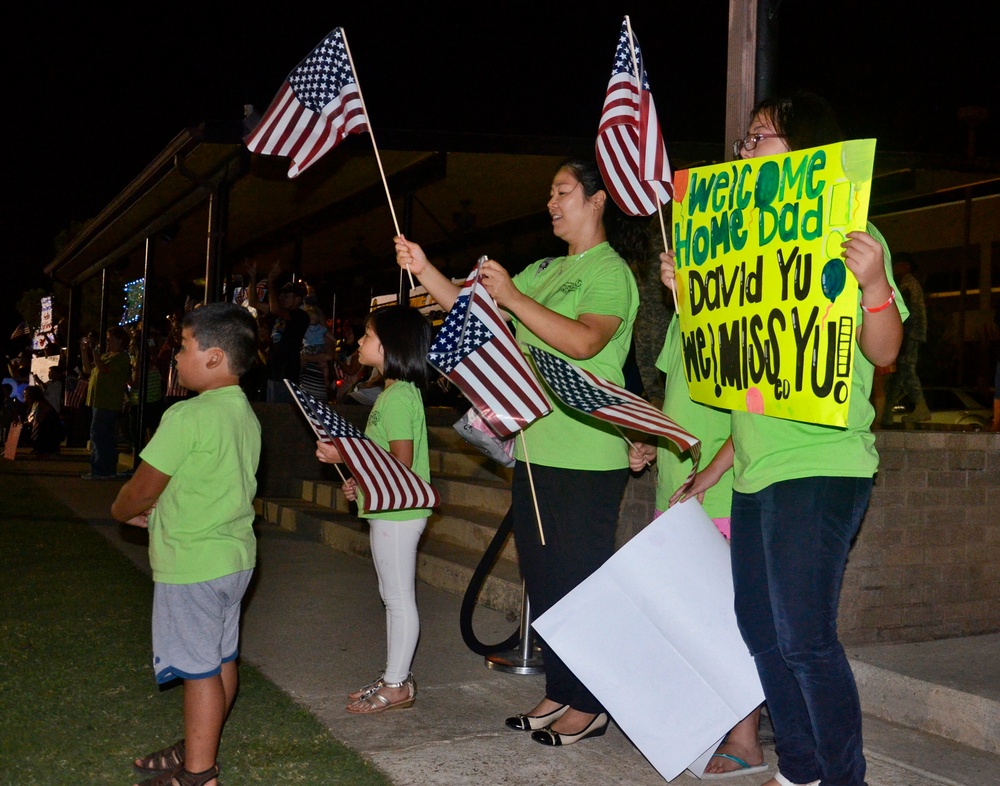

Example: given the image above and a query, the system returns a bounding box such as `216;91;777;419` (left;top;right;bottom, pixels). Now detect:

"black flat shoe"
505;703;569;731
531;712;609;746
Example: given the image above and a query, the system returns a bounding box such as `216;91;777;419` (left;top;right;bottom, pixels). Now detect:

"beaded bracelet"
861;287;896;314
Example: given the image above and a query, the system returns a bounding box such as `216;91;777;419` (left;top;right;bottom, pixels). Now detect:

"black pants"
509;462;628;714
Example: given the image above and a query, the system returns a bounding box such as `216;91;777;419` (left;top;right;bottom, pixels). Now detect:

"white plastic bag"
453;408;515;467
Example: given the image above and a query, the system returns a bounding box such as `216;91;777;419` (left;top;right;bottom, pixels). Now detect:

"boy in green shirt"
112;302;261;786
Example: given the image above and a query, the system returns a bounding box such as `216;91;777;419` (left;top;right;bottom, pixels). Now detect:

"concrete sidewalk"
8;452;999;786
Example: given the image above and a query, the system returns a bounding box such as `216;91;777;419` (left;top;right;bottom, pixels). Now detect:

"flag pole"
518;432;546;546
340;28;415;290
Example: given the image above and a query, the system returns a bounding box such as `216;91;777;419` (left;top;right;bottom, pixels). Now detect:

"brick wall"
617;430;1000;645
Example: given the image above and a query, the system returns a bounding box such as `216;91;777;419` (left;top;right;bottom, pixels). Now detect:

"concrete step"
293;475;515;561
847;633;1000;756
255;497;522;618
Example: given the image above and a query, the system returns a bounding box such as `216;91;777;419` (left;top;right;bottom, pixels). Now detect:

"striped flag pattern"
244;27;369;178
427;265;551;439
286;380;439;513
596;18;672;217
527;345;701;484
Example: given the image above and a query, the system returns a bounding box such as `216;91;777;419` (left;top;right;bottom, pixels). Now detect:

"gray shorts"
151;569;253;684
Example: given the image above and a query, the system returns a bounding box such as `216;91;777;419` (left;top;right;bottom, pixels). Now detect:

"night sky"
4;2;997;347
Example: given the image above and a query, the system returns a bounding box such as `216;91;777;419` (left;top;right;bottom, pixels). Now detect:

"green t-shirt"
656;315;734;517
87;351;131;411
359;380;432;521
140;385;261;583
731;223;910;493
510;242;639;470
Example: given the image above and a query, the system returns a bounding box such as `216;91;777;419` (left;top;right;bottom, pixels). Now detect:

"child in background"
23;385;65;456
112;303;261;786
299;304;333;400
315;305;434;714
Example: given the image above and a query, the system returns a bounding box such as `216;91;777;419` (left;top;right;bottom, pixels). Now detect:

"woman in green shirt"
395;159;647;747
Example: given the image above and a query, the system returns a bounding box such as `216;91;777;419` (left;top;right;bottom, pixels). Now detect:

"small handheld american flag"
286;380;439;514
427;263;551;438
596;17;672;217
244;27;370;178
526;345;701;487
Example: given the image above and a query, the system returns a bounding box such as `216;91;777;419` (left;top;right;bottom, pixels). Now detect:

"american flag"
527;346;700;483
244;27;369;178
286;380;439;514
427;265;551;438
596;18;672;217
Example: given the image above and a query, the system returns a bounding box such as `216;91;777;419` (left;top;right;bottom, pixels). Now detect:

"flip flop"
700;753;769;780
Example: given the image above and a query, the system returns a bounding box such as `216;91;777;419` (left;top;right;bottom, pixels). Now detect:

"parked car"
888;386;993;431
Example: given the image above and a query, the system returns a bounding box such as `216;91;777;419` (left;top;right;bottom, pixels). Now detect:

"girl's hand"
843;231;889;295
341;477;358;501
315;441;343;464
669;472;712;506
659;250;677;292
479;259;521;310
124;512;149;529
394;235;429;276
629;442;657;472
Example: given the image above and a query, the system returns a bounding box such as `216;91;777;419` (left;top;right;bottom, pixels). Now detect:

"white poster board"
533;500;764;781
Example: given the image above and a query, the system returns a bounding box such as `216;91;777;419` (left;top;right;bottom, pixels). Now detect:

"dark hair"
183;302;258;377
751;91;843;152
365;306;432;390
23;385;44;405
107;326;130;347
558;158;651;266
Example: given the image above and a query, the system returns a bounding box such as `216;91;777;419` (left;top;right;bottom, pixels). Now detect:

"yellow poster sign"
671;140;876;427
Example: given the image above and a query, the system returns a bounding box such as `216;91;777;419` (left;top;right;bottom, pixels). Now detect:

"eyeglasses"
732;132;784;157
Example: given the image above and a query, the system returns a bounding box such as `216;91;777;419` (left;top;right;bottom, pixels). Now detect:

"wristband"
861;287;895;314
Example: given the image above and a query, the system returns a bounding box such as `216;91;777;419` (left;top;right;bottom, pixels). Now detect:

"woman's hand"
315;440;343;464
341;477;358;501
629;442;656;472
479;259;522;310
394;235;429;277
659;249;677;292
843;231;888;295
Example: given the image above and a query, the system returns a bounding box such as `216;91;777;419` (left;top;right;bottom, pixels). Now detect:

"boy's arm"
111;461;171;527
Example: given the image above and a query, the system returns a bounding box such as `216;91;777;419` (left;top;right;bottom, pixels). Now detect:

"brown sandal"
134;739;185;774
346;674;416;714
134;763;219;786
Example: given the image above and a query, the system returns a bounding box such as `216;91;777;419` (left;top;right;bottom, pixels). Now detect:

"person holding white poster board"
665;93;905;786
629;310;766;779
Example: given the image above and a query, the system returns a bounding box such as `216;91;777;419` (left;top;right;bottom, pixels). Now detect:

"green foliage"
0;474;390;785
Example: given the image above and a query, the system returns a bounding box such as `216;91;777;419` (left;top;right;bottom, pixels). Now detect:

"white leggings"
369;517;427;683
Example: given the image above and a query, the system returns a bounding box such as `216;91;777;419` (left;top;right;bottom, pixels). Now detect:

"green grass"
0;472;391;785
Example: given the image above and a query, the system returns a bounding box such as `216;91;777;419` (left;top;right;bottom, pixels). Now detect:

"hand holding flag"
285;380;439;513
427;262;551;438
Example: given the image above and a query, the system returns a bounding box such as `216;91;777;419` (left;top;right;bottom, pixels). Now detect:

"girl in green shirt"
316;306;433;715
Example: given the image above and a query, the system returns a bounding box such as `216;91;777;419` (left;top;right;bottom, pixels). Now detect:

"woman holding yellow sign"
663;92;905;786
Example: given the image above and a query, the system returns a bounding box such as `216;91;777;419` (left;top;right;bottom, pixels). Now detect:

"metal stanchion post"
485;581;545;674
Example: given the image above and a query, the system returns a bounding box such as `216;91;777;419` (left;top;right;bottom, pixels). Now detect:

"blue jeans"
90;407;120;476
731;476;872;786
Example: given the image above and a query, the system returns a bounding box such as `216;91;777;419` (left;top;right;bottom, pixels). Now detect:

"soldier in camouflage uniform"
882;253;928;425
